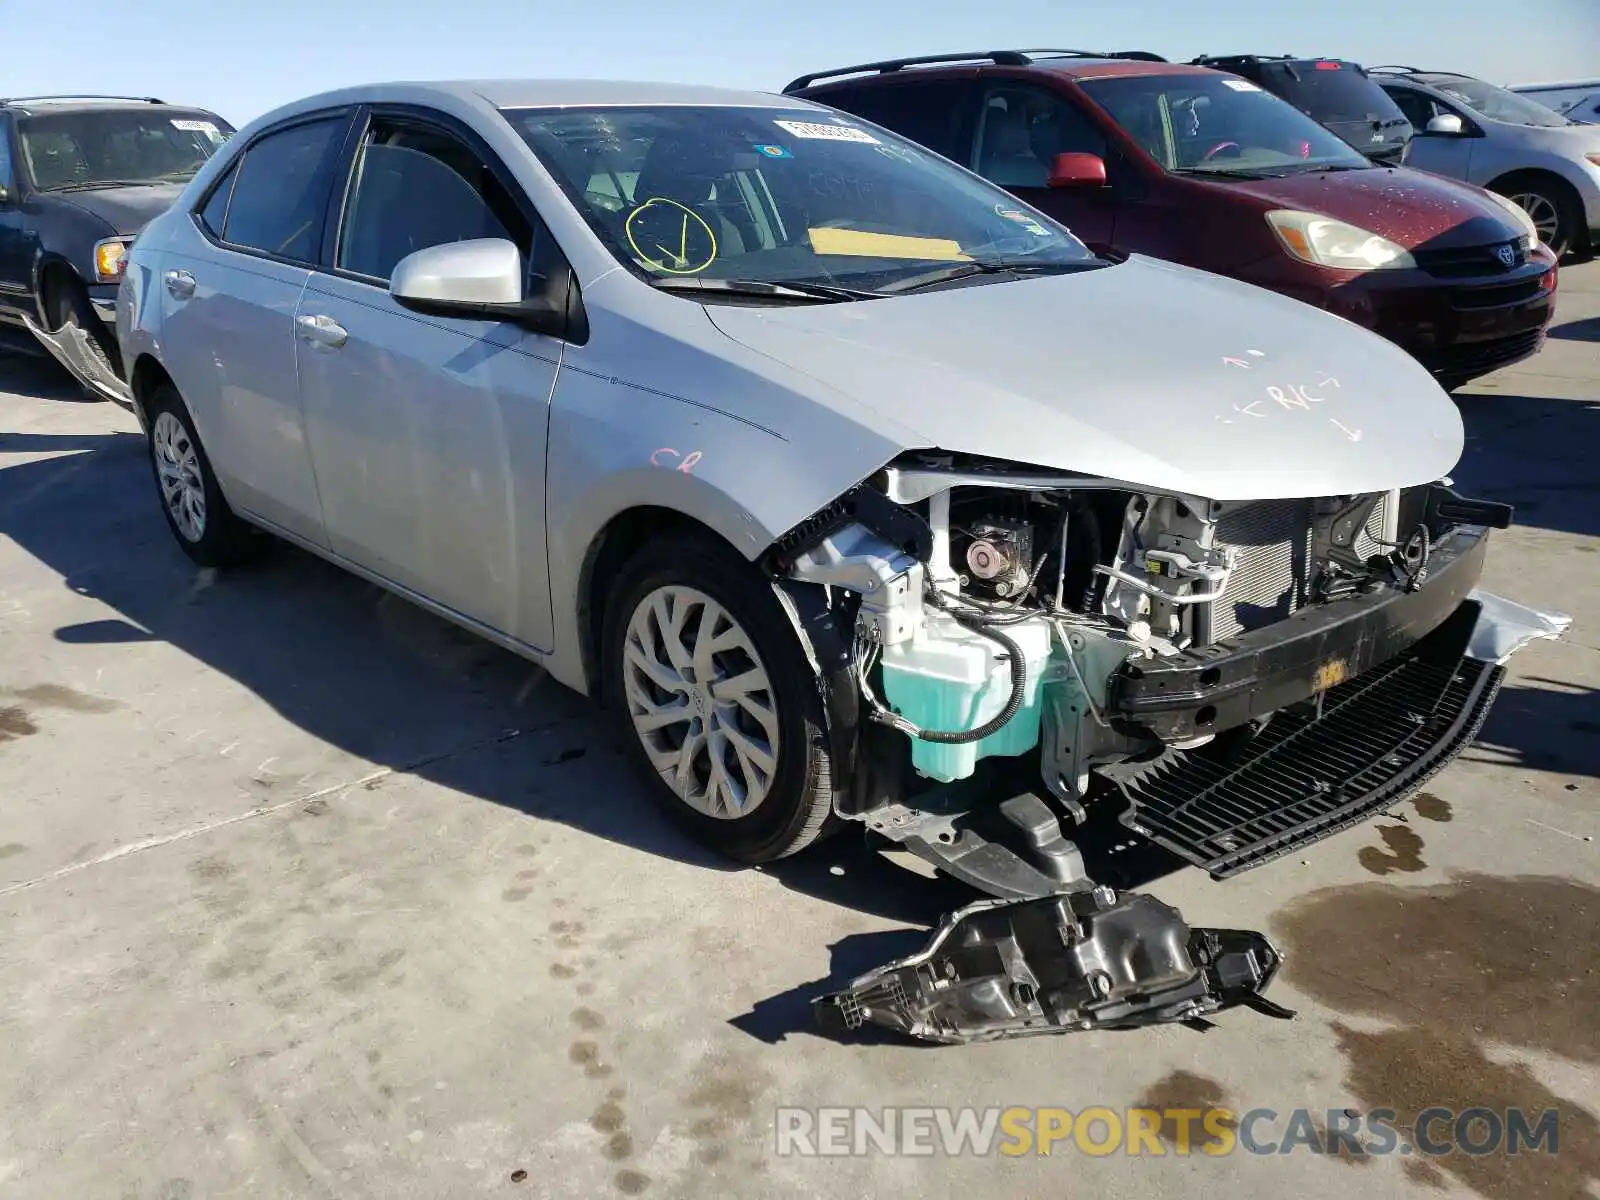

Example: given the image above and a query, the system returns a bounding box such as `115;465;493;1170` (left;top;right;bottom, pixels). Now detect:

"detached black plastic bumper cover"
813;888;1287;1044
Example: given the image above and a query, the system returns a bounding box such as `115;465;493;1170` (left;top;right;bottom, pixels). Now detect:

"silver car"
1372;66;1600;257
116;78;1545;927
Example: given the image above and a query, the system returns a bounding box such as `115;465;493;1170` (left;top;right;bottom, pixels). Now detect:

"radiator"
1207;493;1389;643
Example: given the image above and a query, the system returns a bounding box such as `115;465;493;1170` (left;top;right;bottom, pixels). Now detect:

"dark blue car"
0;94;235;404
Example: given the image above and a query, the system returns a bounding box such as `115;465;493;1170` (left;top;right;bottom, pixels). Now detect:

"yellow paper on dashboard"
806;228;971;261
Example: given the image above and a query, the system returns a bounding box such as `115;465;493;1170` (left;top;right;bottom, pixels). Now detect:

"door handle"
295;313;348;350
164;269;195;299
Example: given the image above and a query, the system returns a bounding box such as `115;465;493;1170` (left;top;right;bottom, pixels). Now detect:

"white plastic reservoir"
878;610;1054;783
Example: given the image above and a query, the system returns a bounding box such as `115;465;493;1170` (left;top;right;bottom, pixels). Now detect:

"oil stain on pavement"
1276;873;1600;1199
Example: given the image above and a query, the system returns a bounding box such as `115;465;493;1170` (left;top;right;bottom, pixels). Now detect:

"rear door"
293;108;563;648
158;110;354;544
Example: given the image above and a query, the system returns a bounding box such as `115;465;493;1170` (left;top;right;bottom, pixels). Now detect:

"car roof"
277;78;821;115
1030;57;1217;81
0;96;216;117
796;56;1216;93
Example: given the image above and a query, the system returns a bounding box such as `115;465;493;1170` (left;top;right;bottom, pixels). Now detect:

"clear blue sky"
1;0;1595;127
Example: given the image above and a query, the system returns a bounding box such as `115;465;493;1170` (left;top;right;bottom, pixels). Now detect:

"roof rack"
1190;54;1300;65
0;93;166;107
782;48;1166;93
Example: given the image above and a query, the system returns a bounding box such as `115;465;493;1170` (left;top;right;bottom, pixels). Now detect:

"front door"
0;116;33;330
1382;85;1477;179
294;112;562;648
967;83;1118;251
159;112;352;545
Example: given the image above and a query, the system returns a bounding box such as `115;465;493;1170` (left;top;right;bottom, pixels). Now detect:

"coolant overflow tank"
879;611;1054;783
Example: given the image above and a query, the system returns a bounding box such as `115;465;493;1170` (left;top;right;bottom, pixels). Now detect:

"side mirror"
390;238;567;337
0;183;12;206
1047;152;1109;189
1425;113;1465;136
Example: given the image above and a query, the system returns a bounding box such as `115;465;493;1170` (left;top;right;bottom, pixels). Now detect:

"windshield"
504;105;1096;292
1259;61;1410;125
1417;75;1572;127
1079;73;1374;175
18;108;234;191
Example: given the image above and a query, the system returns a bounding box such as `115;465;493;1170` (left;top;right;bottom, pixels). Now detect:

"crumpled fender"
20;313;133;409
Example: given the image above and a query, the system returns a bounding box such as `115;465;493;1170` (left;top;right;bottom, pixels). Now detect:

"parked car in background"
115;78;1534;977
787;51;1558;390
0;94;233;404
1371;67;1600;258
1189;54;1414;165
1509;79;1600;125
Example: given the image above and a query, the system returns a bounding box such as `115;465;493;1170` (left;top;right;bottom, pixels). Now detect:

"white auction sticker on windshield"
1222;79;1261;92
773;119;880;144
171;119;219;132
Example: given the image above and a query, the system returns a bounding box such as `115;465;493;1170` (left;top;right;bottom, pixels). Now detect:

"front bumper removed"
813;590;1568;1044
815;887;1291;1043
20;312;134;409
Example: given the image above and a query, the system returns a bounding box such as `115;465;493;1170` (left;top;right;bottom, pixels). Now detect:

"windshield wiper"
1173;165;1293;180
649;277;881;302
879;259;1086;295
42;179;163;192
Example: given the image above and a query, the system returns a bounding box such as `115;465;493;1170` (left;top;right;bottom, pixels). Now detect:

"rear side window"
197;161;237;236
806;80;972;159
219;116;346;262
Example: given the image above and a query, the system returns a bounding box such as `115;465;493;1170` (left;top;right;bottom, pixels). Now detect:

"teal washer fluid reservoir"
878;610;1056;783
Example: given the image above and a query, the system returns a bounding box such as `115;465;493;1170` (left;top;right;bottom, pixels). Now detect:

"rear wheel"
601;535;836;864
145;383;262;567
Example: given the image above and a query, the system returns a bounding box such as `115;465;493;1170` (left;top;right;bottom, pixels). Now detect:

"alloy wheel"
1509;191;1561;247
152;411;207;543
622;584;781;820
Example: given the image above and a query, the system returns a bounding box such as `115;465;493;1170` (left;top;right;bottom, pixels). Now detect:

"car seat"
978;100;1049;187
632;135;751;259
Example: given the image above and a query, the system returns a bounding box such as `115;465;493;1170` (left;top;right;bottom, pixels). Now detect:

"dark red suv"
786;50;1560;389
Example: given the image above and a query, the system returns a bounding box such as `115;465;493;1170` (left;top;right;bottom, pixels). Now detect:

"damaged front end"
767;452;1569;1043
20;311;135;409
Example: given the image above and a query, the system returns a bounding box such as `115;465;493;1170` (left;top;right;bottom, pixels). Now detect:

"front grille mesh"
1208;494;1389;643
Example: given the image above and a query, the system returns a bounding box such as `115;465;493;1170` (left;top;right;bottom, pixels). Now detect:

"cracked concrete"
0;262;1596;1199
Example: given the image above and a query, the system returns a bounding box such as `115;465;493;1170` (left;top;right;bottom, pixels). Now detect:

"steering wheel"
1202;141;1243;161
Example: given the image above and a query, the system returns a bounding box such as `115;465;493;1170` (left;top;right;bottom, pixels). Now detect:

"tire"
1493;176;1583;259
144;383;262;568
44;272;121;399
601;534;836;864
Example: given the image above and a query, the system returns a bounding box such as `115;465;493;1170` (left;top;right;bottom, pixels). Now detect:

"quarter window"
811;80;972;160
219;116;347;262
197;161;237;237
337;120;528;283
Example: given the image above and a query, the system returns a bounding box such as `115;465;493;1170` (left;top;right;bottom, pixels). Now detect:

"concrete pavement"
1;264;1596;1200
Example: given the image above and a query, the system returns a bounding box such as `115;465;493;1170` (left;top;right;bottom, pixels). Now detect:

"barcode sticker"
773;119;880;144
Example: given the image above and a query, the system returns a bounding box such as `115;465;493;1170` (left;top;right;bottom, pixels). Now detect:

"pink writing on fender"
650;447;703;474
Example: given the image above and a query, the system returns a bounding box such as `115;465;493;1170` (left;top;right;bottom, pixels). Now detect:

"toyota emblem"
1496;243;1517;267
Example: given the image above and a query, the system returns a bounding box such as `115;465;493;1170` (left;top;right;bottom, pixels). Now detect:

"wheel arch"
32;253;83;326
575;504;754;705
128;353;174;430
1484;167;1589;251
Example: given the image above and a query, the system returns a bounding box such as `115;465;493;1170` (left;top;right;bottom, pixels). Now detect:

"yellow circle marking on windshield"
625;198;718;275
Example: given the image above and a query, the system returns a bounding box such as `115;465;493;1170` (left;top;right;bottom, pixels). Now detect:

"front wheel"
601;535;836;864
1497;179;1582;259
145;383;262;568
45;274;121;398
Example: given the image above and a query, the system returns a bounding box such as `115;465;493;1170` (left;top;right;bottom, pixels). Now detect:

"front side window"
337;119;529;282
220;116;347;263
1414;75;1572;128
1382;86;1439;130
17;108;233;191
1079;73;1373;177
504;104;1095;294
971;85;1108;187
